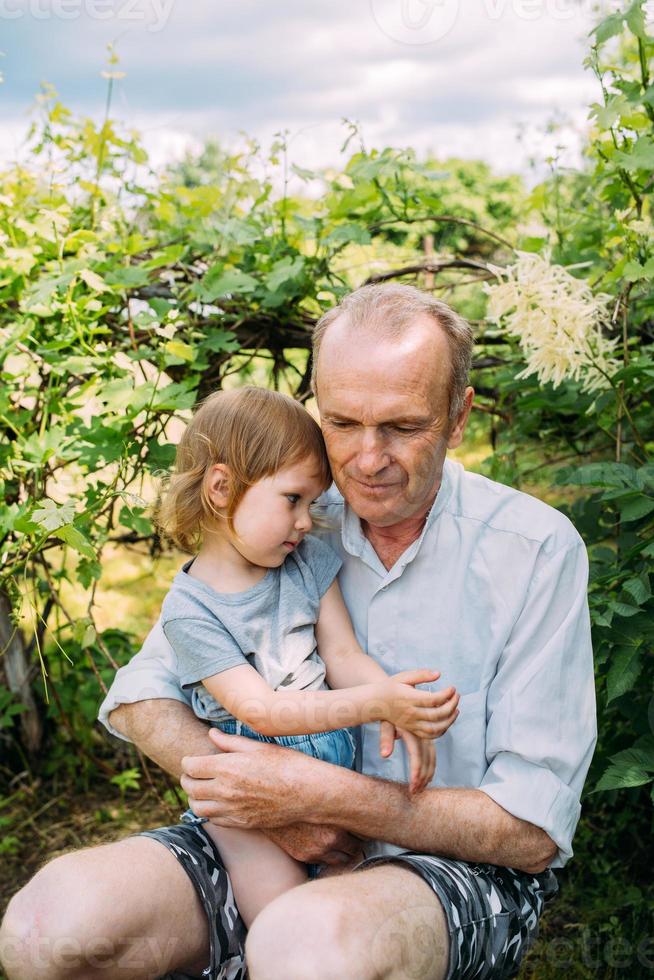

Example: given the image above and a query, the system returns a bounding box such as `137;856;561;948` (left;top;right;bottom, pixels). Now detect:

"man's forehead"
319;366;445;423
316;312;451;404
319;312;449;366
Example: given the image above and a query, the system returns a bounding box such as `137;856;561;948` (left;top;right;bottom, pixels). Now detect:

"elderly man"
1;283;596;980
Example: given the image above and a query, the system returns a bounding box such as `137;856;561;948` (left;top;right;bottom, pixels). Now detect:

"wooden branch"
472;402;510;422
0;589;43;753
364;258;495;286
369;214;515;251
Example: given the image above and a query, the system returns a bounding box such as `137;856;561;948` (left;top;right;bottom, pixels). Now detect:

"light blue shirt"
99;458;596;867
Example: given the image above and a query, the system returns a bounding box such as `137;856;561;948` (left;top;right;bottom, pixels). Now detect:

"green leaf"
594;736;654;792
105;266;151;289
19;427;72;466
614;136;654;173
291;163;317;182
200;266;258;300
200;330;239;354
110;768;142;793
594;764;652;792
608;600;641;617
593;11;624;44
140;244;186;270
606;646;642;702
265;256;305;293
79;268;110;293
592;608;614;628
74;425;126;468
164;340;195;362
623;260;647;282
619;495;654;523
558;462;639;490
76;557;102;588
623;575;651;605
54;523;96;559
590;94;631;129
625;0;646;38
144;438;177;471
73;618;97;649
118;504;153;536
100;378;135;412
149;382;197;412
324;223;372;246
619;736;654;771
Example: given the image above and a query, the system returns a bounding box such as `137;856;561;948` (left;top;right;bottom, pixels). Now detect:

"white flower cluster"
485;252;620;393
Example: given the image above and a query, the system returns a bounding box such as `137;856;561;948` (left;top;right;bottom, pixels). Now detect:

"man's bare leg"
0;837;211;980
245;863;450;980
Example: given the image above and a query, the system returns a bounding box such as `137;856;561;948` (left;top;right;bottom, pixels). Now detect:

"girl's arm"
201;662;442;738
315;581;406;689
201;580;458;740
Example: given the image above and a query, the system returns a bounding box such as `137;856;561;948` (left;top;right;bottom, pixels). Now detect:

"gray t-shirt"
160;534;342;724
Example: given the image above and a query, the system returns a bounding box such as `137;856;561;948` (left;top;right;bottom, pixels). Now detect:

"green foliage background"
1;4;653;974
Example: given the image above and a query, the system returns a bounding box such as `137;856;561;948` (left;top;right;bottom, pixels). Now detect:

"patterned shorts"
142;822;558;980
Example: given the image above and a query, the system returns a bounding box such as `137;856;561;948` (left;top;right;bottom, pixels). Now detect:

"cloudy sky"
1;0;606;177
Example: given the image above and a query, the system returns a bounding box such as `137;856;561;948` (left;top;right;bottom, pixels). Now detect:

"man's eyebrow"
323;411;432;425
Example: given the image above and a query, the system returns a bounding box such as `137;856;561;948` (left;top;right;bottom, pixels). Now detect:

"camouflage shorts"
140;822;558;980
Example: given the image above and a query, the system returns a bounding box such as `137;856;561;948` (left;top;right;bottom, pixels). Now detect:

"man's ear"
447;387;474;450
205;463;231;509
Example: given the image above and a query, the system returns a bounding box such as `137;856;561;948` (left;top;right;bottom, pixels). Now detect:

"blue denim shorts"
214;717;357;765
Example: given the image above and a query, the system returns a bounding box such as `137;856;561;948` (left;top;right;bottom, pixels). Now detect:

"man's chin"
347;489;405;526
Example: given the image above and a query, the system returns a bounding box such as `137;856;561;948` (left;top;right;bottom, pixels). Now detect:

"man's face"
316;314;471;528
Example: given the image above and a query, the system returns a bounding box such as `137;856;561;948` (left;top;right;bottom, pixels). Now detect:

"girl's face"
229;457;328;568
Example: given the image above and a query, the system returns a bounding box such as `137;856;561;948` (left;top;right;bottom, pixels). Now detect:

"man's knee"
0;849;119;980
246;887;370;980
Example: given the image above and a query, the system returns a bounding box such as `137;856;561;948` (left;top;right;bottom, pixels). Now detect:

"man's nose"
356;429;390;476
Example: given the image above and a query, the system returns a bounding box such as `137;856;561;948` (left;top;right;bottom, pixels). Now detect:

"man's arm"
313;765;558;874
109;698;216;779
181;729;557;874
98;619;194;740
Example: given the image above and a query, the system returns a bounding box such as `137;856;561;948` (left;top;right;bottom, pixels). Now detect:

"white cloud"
0;0;601;179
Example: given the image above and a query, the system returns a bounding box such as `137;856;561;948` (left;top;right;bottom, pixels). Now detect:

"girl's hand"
379;720;398;758
378;723;435;794
378;670;460;737
399;728;435;795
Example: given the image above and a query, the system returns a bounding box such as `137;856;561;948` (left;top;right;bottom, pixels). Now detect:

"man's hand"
266;823;364;866
180;727;333;829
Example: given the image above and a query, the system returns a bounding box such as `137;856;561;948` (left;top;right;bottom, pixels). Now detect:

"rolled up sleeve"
98;619;192;741
479;539;597;867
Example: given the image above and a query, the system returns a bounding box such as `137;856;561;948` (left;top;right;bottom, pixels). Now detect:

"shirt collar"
341;457;455;567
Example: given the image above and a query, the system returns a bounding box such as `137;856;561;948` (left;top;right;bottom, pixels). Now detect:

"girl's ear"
206;463;231;509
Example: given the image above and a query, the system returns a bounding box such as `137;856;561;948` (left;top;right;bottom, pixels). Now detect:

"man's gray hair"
311;282;474;421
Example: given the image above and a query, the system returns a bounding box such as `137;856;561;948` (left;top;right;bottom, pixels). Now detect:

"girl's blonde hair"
156;386;332;553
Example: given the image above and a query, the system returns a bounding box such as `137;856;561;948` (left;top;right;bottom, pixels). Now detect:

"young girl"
157;386;458;926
